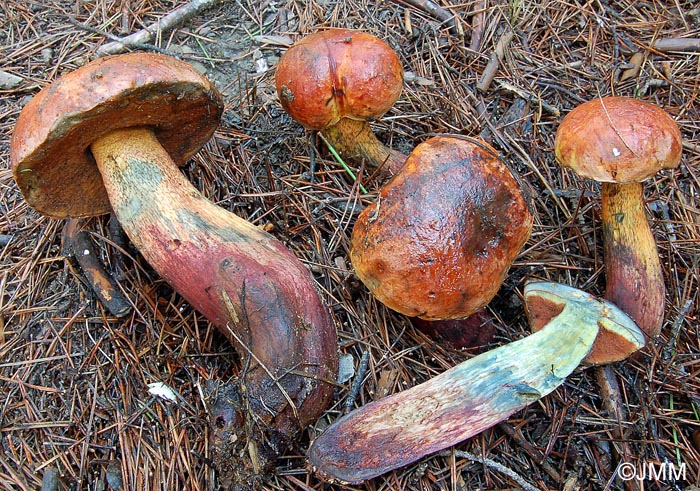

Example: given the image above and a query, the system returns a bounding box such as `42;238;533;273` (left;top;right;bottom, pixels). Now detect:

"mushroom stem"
308;282;626;484
90;126;337;484
601;181;665;339
321;118;407;175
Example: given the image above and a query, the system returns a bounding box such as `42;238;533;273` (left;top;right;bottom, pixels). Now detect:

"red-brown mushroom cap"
275;28;403;131
10;52;223;218
554;96;682;183
350;136;533;320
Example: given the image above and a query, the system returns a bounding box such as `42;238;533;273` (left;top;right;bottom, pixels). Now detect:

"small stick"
96;0;224;56
62;218;132;318
66;18;177;57
653;38;700;53
469;0;487;52
443;449;540;491
343;350;370;415
307;131;318;183
594;365;640;491
394;0;464;38
477;30;515;92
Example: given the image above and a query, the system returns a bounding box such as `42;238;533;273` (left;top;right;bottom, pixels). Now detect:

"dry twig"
62;218;132;318
96;0;225;56
477;30;515;92
393;0;464;38
653;37;700;53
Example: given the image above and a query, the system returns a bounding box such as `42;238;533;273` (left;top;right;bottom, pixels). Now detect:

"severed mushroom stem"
90;127;337;486
308;282;638;484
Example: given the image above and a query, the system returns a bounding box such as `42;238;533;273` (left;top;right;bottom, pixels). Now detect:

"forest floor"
1;0;699;490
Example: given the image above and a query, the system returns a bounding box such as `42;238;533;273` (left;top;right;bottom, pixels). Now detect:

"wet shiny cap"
275;28;403;131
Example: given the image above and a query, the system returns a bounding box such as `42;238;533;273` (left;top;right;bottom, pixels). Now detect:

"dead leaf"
620;52;644;81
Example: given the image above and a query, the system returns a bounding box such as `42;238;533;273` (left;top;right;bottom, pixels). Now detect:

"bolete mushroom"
350;135;533;321
11;52;338;486
275;28;406;175
554;96;682;361
308;281;641;484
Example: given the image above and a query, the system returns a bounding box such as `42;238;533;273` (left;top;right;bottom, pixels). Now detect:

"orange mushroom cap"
275;29;403;131
350;136;533;320
554;96;682;183
11;52;223;218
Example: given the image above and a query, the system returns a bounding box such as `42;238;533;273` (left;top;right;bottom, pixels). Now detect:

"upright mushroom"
554;96;682;359
350;135;533;321
11;52;338;486
275;28;406;175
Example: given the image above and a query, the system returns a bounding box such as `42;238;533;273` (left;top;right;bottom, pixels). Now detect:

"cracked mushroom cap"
350;136;533;320
275;28;403;131
554;96;682;183
11;52;223;218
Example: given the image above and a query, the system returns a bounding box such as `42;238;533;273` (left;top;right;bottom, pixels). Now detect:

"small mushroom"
350;135;533;321
308;281;639;484
554;96;682;361
11;53;338;485
275;28;406;174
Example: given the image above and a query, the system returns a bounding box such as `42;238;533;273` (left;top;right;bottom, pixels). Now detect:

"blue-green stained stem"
308;281;640;484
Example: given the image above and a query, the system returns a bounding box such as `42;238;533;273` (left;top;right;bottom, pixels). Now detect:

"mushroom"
11;52;338;485
277;32;525;347
554;96;682;362
308;281;642;484
350;135;533;321
275;28;406;175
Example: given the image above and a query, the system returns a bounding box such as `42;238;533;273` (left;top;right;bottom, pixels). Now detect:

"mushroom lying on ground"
308;281;643;484
526;282;645;364
11;52;338;486
554;96;682;361
350;135;533;322
275;28;406;175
